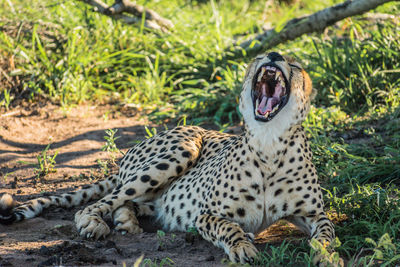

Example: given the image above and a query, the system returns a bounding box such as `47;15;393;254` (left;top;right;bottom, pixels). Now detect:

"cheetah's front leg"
289;213;340;266
195;214;258;264
309;214;340;267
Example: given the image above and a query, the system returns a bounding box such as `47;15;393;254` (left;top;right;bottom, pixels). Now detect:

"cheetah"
0;52;335;265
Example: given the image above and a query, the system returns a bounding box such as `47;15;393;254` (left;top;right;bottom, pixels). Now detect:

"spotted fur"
0;52;335;265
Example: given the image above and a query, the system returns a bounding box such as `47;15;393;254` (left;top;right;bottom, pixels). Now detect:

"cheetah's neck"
243;123;302;160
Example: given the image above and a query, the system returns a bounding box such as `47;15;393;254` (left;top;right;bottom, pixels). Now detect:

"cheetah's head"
239;52;314;140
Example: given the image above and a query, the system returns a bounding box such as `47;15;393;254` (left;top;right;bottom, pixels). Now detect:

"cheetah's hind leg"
75;127;204;239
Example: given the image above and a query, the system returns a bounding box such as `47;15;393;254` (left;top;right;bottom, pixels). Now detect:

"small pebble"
104;248;118;256
205;255;215;261
39;245;50;255
95;242;103;248
105;240;116;248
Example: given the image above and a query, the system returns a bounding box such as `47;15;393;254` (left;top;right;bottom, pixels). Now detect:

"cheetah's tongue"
257;83;283;115
258;96;279;115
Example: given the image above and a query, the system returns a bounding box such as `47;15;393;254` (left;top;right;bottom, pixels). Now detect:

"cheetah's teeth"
257;67;265;82
271;105;279;113
279;77;285;87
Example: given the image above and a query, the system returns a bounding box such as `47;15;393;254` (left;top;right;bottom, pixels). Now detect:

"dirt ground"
0;103;304;266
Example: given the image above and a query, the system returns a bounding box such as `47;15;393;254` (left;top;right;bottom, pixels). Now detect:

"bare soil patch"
0;103;304;266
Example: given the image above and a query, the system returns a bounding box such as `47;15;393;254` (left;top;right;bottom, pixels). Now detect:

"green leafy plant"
2;171;15;183
156;229;166;249
96;159;110;176
102;129;122;163
363;233;400;266
35;144;58;179
141;257;175;267
144;126;158;139
0;89;12;110
156;230;177;250
186;227;198;235
310;238;342;267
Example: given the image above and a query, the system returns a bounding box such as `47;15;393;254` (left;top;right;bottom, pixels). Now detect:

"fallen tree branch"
77;0;173;31
106;0;173;29
238;0;396;57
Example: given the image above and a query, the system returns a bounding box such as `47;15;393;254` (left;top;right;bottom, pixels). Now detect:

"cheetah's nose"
267;52;284;62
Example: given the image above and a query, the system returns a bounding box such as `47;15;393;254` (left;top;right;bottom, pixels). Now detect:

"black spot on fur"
237;208;245;217
182;151;191;158
282;203;288;211
125;188;136;195
141;175;151;182
245;195;255;201
274;189;283;196
176;166;183;174
156;163;169;170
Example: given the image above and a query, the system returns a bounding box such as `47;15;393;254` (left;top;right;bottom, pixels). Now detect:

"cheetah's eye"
289;63;302;70
252;63;290;122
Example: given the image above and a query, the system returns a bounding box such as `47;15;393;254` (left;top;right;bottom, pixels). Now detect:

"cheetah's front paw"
75;211;110;240
229;240;258;264
115;220;143;235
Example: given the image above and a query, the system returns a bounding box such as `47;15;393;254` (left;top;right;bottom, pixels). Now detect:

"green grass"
16;144;59;180
1;0;400;266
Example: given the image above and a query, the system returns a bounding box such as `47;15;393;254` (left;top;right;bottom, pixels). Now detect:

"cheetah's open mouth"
252;63;290;122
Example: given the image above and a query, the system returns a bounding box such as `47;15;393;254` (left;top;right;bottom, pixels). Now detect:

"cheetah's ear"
301;69;316;100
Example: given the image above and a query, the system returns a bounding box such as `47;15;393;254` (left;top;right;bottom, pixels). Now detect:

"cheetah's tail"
0;174;118;225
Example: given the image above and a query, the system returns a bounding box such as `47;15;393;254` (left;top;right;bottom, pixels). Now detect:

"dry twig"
78;0;173;31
